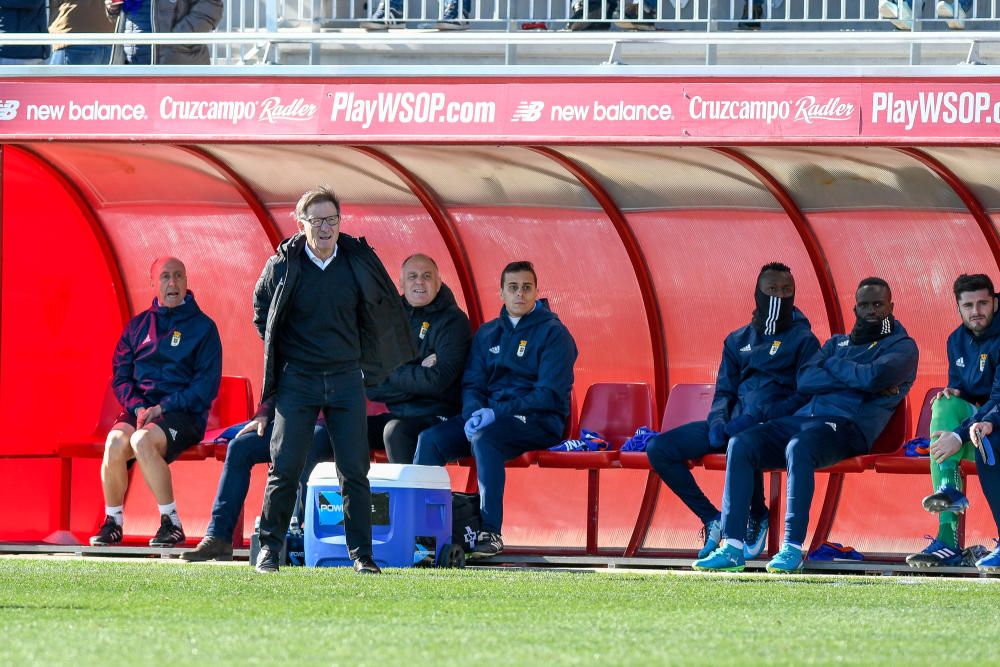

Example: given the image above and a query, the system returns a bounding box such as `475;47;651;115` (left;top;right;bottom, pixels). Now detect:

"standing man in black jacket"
251;186;414;574
367;254;472;463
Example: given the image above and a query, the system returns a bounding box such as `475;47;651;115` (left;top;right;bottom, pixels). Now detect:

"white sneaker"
879;0;913;30
936;1;968;29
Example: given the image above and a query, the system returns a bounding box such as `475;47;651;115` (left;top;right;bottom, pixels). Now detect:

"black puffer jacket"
367;283;472;418
0;0;50;61
252;233;416;411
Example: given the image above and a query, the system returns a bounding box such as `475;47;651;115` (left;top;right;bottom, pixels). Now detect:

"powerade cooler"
305;463;454;568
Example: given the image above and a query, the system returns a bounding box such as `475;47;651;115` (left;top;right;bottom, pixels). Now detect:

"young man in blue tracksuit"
961;399;1000;571
414;261;578;558
907;274;1000;568
90;256;223;548
646;263;820;560
694;277;919;573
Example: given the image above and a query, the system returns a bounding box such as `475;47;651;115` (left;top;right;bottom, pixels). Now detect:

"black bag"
452;492;481;552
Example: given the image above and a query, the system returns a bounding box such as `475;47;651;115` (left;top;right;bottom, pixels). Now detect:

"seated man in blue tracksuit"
907;274;1000;568
414;260;578;559
694;277;919;573
646;262;820;561
180;399;331;562
961;407;1000;571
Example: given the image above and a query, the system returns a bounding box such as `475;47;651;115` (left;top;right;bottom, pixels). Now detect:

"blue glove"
472;408;495;430
726;414;757;436
463;413;482;440
708;420;727;448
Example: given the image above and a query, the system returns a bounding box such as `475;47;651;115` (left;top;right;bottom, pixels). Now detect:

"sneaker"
922;485;969;514
615;2;657;30
744;514;769;560
963;544;989;566
360;3;402;30
975;541;1000;572
437;4;469;30
765;544;804;573
737;1;763;29
564;2;607;31
180;536;234;562
697;517;722;559
352;555;382;574
89;515;123;546
468;531;503;559
692;544;745;572
879;0;913;31
255;545;280;573
149;514;185;547
905;536;963;568
936;0;968;29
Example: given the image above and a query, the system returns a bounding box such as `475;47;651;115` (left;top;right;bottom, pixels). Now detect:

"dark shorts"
114;411;206;463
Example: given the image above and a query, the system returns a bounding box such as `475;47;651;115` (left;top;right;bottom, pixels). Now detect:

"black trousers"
367;413;444;464
259;365;370;559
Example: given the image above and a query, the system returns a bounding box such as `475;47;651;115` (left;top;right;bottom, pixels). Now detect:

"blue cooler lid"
308;462;451;490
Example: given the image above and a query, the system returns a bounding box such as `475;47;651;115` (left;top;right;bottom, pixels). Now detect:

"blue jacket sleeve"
822;338;919;393
490;326;577;420
757;331;822;421
158;323;223;415
112;326;148;415
461;338;489;420
956;364;1000;438
707;338;740;427
796;339;851;396
946;335;962;392
380;314;471;398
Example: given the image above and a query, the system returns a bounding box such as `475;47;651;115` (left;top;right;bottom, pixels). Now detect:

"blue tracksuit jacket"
795;320;919;446
707;308;821;428
462;299;578;436
112;291;223;428
945;315;1000;438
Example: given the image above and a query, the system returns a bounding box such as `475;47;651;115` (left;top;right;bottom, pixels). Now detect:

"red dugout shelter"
4;74;1000;558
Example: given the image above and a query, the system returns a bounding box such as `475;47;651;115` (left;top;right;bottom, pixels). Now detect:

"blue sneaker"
905;536;963;568
697;517;722;559
765;544;804;573
922;485;969;514
744;514;769;560
692;544;745;572
975;541;1000;573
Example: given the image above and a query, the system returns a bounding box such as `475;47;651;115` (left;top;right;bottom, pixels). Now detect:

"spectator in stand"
104;0;222;65
414;261;577;559
367;254;472;464
694;277;918;574
880;0;971;31
908;275;1000;568
0;0;49;64
645;263;820;562
90;256;223;548
363;0;471;30
49;0;114;65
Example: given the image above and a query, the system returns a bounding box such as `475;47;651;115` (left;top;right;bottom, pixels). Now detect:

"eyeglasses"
302;215;340;228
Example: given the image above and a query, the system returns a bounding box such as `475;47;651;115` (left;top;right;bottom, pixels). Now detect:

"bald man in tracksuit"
695;277;919;573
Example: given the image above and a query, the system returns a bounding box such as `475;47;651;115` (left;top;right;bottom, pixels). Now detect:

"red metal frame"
176;145;284;250
350;146;484;327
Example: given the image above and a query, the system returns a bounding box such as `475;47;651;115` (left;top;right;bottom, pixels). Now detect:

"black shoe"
180;536;234;562
468;531;503;559
565;2;609;31
255;546;280;573
89;515;123;546
615;2;657;30
738;1;763;29
353;555;382;574
360;3;402;29
149;514;186;547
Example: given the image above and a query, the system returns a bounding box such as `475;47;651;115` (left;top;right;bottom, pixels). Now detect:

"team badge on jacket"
769;341;781;356
981;354;988;372
171;330;182;347
419;321;430;340
517;340;527;357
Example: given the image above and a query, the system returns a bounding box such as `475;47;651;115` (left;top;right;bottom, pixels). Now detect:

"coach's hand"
930;430;963;464
236;417;269;438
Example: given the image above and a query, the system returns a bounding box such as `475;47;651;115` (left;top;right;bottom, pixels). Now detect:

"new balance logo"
825;422;837;432
511;101;544;122
739;344;752;352
489;346;500;354
0;100;19;121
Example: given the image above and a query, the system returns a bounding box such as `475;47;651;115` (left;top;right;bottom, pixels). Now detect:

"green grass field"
1;557;999;666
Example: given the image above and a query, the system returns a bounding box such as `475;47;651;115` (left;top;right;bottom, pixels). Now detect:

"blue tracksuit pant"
414;415;558;534
646;419;767;524
721;415;867;545
975;446;1000;538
